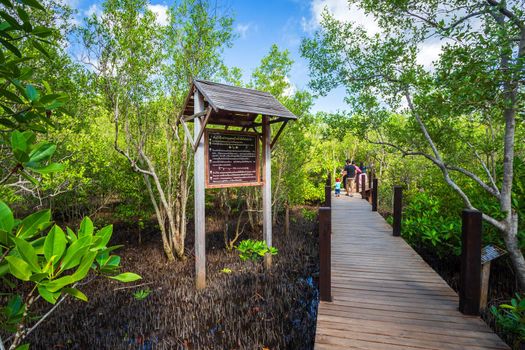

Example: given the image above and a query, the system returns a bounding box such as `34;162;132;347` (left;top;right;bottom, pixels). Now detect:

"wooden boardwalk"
315;194;509;350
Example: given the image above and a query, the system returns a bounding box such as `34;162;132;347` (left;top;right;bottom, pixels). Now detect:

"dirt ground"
27;208;320;350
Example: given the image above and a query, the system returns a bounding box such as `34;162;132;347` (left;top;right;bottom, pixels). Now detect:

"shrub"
235;239;278;262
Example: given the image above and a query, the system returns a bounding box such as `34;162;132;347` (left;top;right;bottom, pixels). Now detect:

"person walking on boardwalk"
335;177;342;197
351;160;362;193
343;159;356;197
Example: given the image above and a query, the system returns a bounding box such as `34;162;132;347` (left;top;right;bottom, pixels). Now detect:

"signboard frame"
204;128;262;189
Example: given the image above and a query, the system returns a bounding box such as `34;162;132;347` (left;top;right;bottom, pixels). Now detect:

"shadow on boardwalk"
315;194;509;350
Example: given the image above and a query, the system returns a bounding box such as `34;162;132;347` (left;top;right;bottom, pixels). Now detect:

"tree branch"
486;0;524;29
445;165;501;198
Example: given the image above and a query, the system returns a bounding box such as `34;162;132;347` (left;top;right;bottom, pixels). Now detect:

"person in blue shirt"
335;177;342;197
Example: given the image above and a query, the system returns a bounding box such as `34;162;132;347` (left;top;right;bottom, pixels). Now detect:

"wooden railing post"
355;174;360;194
459;209;482;316
393;186;402;237
319;207;332;302
361;174;366;199
325;176;331;207
372;179;378;212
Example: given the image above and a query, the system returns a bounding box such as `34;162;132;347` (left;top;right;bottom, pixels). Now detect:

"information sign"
481;245;506;264
205;129;261;188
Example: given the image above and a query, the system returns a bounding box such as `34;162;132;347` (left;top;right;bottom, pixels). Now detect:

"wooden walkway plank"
314;195;509;350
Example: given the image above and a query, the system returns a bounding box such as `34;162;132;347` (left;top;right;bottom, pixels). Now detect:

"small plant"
491;294;525;344
235;239;278;262
133;288;151;301
220;268;232;274
301;208;316;222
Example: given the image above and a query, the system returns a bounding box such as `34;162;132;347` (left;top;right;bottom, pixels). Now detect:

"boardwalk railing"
319;206;332;302
314;193;508;349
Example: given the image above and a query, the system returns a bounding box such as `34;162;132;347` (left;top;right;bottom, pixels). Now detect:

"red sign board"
205;129;261;188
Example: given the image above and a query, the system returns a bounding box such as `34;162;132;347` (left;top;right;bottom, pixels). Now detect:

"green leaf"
17;209;51;239
44;225;66;262
109;272;142;283
92;225;112;250
0;12;21;30
39;93;62;104
0;88;24;103
31;39;49;58
13;237;41;273
37;285;60;304
0;262;10;277
29;272;48;282
15;343;29;350
44;275;74;292
32;26;53;38
20;0;46;11
11;129;28;152
71;251;96;281
26;162;64;174
63;287;88;302
66;227;77;242
0;200;15;233
25;84;39;102
78;217;94;237
28;142;56;163
5;255;31;281
59;236;91;271
105;255;120;267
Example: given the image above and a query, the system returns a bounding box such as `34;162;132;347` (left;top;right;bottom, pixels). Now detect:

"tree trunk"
503;212;525;289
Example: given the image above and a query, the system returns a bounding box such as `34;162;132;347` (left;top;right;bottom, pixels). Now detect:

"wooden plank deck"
314;194;509;350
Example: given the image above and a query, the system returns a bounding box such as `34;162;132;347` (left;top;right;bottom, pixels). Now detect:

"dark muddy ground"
26;208;319;350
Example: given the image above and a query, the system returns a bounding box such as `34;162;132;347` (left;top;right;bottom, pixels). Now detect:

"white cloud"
147;4;169;26
235;23;256;39
301;0;380;36
61;0;79;8
416;41;443;69
283;76;297;97
85;4;102;18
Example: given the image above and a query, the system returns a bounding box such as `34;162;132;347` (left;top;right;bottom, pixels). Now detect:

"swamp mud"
26;208;319;349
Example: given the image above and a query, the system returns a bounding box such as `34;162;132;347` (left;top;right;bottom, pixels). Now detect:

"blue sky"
69;0;351;114
68;0;447;113
221;0;348;114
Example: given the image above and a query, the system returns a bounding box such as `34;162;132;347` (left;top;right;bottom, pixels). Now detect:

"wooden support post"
325;182;331;208
355;174;360;194
319;207;332;302
480;262;491;311
194;90;206;290
361;174;366;199
393;186;402;237
372;179;378;212
460;209;482;315
262;116;272;269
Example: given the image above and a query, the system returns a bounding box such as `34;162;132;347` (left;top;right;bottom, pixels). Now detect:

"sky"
67;0;448;114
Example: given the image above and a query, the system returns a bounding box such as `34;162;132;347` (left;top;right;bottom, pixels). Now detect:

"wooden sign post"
180;79;297;289
194;90;206;290
262;116;272;269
